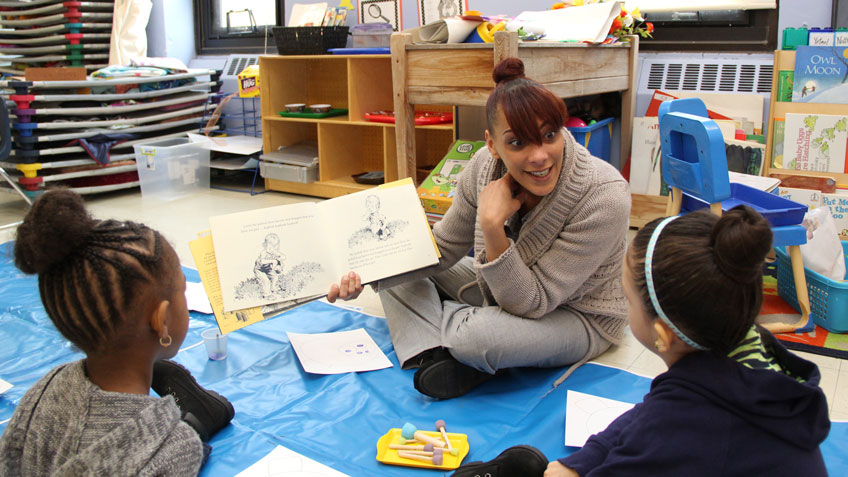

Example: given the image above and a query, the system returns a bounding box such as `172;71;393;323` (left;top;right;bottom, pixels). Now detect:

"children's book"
792;45;848;103
210;179;440;313
782;113;848;173
778;186;822;210
822;192;848;237
629;116;662;195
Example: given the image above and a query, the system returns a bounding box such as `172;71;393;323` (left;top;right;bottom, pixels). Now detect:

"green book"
777;71;794;103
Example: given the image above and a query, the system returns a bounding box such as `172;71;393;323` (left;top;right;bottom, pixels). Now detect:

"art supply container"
201;328;228;360
567;117;614;163
351;22;393;48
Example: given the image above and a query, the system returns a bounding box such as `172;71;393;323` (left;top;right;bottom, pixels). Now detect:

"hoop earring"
160;335;172;347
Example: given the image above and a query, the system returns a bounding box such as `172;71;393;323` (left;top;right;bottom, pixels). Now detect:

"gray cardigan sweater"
0;360;203;476
382;130;631;343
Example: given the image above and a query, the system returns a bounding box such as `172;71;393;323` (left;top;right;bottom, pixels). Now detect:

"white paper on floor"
287;328;393;374
565;390;635;447
235;444;349;477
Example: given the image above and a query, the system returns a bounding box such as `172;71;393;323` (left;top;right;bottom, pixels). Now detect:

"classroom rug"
1;240;847;476
758;273;848;360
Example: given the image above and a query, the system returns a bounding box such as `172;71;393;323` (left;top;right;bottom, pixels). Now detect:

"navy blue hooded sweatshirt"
559;332;830;476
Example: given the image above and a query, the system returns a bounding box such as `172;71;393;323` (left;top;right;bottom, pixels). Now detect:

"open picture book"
207;178;440;316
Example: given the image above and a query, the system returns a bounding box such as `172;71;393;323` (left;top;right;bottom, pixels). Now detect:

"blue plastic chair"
658;98;814;334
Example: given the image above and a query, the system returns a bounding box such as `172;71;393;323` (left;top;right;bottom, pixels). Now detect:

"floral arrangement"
551;1;654;43
608;6;654;41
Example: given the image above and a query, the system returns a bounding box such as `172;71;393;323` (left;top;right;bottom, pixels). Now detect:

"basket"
775;242;848;333
272;26;349;55
567;117;614;163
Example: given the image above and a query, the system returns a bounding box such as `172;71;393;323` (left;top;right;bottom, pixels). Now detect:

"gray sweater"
382;130;631;343
0;360;203;476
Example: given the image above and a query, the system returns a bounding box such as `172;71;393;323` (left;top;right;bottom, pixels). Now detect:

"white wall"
146;0;195;65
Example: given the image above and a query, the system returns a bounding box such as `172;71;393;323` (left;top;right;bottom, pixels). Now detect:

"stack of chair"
0;0;114;75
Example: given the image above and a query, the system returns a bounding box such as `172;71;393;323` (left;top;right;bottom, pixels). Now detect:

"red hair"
485;58;568;145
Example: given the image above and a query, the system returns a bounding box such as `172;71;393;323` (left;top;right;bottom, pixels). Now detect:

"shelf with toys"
258;54;455;198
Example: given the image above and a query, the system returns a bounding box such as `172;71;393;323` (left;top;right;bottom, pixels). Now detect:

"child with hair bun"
1;189;234;476
452;206;830;477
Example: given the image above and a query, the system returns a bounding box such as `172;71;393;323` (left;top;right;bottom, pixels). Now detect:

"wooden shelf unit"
766;50;848;240
765;50;848;185
258;54;456;198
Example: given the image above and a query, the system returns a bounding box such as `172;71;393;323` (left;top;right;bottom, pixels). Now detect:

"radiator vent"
223;55;260;79
635;52;775;121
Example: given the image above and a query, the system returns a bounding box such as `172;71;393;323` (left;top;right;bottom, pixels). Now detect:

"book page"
210;202;336;313
317;182;439;284
188;234;266;333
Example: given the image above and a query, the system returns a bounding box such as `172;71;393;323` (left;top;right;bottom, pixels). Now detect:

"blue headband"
644;216;709;351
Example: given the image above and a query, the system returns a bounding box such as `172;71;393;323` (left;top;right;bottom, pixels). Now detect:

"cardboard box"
416;140;486;215
238;65;260;98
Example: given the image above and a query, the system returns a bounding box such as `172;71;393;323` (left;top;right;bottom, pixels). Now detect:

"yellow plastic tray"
376;428;469;470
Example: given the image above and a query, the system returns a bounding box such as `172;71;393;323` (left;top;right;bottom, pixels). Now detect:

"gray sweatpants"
380;257;610;373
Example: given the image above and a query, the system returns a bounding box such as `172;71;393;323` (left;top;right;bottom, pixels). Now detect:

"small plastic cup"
201;328;227;360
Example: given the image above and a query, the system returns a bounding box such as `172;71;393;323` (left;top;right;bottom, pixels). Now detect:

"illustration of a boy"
365;195;390;241
254;233;285;299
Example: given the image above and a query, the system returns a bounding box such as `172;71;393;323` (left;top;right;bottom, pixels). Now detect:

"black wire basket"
272;26;349;55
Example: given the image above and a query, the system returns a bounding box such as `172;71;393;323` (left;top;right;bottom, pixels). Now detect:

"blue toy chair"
658;98;814;334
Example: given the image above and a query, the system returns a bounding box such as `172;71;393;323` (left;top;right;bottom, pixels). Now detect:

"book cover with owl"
782;113;848;173
792;46;848;103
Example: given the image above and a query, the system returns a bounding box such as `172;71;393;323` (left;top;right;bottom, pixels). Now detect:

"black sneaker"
413;348;495;399
450;445;548;477
152;359;235;441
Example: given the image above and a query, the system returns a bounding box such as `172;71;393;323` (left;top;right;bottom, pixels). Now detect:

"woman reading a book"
330;57;631;399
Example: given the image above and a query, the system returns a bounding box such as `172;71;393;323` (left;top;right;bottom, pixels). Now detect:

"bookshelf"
765;50;848;184
258;54;455;198
765;49;848;239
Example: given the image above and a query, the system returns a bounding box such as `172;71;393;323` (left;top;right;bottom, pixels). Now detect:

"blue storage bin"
775;242;848;333
680;183;807;227
567;117;614;163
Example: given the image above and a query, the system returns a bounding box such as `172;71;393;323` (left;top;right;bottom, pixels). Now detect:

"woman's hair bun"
14;189;97;275
709;205;772;284
493;57;526;85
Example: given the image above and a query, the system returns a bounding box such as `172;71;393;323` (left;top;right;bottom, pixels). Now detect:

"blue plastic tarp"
1;241;846;475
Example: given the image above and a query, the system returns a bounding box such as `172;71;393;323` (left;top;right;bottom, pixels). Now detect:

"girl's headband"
644;216;709;351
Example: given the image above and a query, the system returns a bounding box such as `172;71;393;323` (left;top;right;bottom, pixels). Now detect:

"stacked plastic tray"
0;0;114;75
0;69;223;195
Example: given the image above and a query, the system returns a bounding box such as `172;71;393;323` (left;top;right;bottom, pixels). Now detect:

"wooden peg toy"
414;430;445;448
435;419;454;453
397;448;443;465
389;443;434;452
401;422;445;448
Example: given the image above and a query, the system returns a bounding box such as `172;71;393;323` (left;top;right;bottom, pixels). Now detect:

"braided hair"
14;189;174;354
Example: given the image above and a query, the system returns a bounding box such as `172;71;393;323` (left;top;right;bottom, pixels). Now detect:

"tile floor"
1;184;846;420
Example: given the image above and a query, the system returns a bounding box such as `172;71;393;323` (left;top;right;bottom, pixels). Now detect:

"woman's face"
485;107;565;200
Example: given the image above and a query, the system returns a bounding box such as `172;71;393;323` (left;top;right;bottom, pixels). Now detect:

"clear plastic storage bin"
133;137;210;200
351;23;393;48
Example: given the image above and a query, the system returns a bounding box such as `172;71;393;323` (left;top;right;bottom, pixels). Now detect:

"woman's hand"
327;271;363;303
478;173;527;262
544;461;579;477
478;173;525;230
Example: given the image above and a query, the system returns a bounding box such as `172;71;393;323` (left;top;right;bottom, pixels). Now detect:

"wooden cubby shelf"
259;54;456;198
